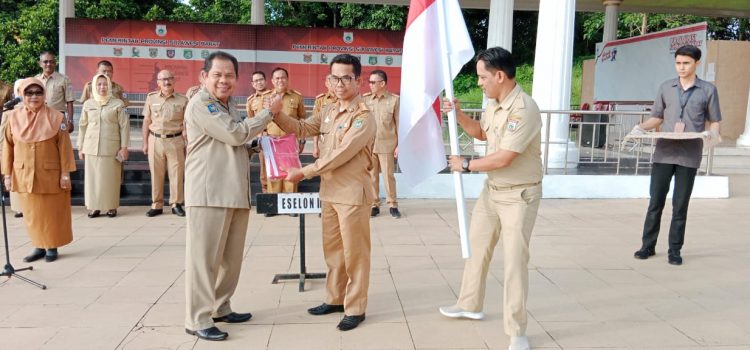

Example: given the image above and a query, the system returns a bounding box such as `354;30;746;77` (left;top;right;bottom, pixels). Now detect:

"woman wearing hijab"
78;73;130;218
1;78;76;263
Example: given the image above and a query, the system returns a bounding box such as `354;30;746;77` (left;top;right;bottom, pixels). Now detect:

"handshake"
262;93;283;114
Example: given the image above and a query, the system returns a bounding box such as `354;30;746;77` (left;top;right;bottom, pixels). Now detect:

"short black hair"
271;67;289;78
39;51;55;60
675;45;701;61
97;60;113;68
476;47;516;79
251;71;265;79
370;69;387;83
203;51;239;76
330;54;362;78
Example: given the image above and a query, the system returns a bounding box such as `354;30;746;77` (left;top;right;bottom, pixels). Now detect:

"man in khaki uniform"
183;51;274;341
440;47;542;350
245;71;271;194
35;51;74;132
265;67;307;194
270;54;375;331
363;70;401;219
80;60;129;106
142;70;189;217
311;78;337;158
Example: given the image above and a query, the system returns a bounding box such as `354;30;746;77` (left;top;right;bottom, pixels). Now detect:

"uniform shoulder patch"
358;102;370;112
207;103;220;114
147;91;158;96
353;118;365;129
507;116;522;132
362;92;372;97
290;89;302;96
315;92;325;99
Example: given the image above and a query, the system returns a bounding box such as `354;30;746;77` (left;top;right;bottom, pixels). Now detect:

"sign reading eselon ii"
64;19;404;99
594;22;708;103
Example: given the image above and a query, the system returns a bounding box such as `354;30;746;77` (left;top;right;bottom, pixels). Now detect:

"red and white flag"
398;0;475;186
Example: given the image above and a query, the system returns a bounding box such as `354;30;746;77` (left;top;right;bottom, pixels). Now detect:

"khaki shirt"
245;88;270;117
185;85;201;100
0;80;13;107
313;91;337;117
265;90;306;137
184;87;272;209
143;91;188;134
80;81;129;106
78;98;130;156
273;95;376;206
35;72;74;112
363;91;399;153
2;125;76;194
482;84;543;187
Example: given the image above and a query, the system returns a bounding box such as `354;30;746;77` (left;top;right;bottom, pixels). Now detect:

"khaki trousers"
457;183;542;336
370;152;398;208
185;206;250;331
258;151;268;193
148;136;185;209
321;201;371;315
268;179;297;193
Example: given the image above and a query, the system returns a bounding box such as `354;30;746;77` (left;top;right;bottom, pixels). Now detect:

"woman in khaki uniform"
1;78;76;263
78;74;130;218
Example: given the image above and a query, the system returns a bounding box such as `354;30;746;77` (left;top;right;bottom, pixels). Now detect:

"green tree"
0;0;58;82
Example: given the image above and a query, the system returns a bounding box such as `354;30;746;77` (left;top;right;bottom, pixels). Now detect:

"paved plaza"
1;175;749;349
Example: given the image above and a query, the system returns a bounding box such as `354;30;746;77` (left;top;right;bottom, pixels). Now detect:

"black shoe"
146;208;163;217
87;210;100;218
23;248;46;263
14;212;23;218
212;312;253;323
668;250;683;265
389;207;402;219
370;207;380;217
307;303;345;315
185;327;228;341
171;204;186;217
288;213;299;217
106;209;117;218
634;247;655;259
264;213;277;217
45;248;58;262
337;314;365;331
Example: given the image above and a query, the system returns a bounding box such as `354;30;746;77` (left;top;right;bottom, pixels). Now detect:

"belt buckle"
160;133;167;139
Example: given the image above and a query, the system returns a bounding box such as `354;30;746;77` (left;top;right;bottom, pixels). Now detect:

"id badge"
674;121;685;133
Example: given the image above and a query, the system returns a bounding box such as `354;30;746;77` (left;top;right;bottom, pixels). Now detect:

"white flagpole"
436;0;471;259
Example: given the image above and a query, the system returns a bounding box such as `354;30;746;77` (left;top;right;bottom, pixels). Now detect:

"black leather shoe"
634;247;655;259
264;213;277;217
45;248;58;262
370;207;380;217
88;210;100;218
389;207;402;219
23;248;46;263
185;327;228;341
106;209;117;218
146;208;163;217
668;250;683;265
308;303;345;315
171;204;186;217
14;212;23;218
337;314;365;331
212;312;252;323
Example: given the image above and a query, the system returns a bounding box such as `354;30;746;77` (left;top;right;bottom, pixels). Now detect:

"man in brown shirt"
79;60;129;106
245;71;271;194
363;70;401;218
142;70;189;217
35;51;74;132
269;54;375;331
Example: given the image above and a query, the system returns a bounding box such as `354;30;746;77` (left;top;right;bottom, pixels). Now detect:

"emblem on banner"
184;50;193;59
320;53;328;64
149;48;158;58
201;50;210;59
303;54;312;63
343;32;354;44
155;24;167;37
368;56;377;65
167;49;175;58
131;47;140;57
113;47;123;57
385;56;393;65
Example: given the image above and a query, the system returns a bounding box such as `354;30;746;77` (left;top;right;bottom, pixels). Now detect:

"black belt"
150;131;182;139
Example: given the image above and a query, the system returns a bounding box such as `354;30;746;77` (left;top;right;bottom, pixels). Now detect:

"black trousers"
641;163;697;252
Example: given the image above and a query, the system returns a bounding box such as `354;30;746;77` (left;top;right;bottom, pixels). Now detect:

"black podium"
255;193;326;292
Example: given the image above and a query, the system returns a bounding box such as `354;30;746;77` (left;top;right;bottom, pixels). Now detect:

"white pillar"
251;0;265;25
58;0;75;75
532;0;578;168
602;0;622;42
737;88;750;147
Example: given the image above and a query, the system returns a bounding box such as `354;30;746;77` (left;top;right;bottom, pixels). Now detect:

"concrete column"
602;0;622;42
58;0;75;74
531;0;578;168
737;88;750;147
251;0;265;25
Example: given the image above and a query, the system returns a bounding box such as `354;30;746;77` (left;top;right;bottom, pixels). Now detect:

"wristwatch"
461;158;471;172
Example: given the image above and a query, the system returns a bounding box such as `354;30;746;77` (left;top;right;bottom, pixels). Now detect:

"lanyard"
677;86;695;121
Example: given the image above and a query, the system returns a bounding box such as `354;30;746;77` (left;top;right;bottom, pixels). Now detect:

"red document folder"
260;134;302;180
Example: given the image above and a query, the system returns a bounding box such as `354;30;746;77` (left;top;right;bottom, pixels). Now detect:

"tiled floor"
1;175;750;349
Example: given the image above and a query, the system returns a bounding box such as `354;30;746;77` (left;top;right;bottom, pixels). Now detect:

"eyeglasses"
327;75;355;86
368;80;384;85
41;60;56;64
158;77;174;82
24;90;44;97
